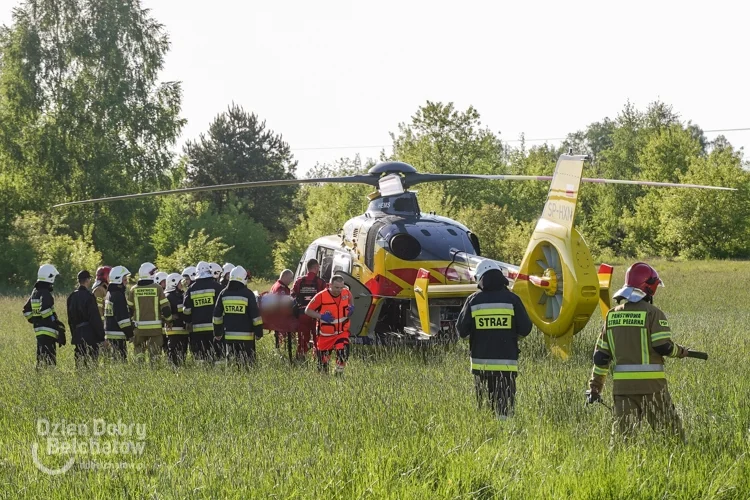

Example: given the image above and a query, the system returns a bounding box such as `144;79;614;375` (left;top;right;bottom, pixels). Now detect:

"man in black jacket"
457;260;532;419
23;264;66;367
67;270;105;368
213;266;263;368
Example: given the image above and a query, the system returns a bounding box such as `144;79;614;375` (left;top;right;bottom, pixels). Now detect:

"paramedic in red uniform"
292;259;327;361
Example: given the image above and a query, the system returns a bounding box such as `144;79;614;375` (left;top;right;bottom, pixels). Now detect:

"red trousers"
297;315;316;358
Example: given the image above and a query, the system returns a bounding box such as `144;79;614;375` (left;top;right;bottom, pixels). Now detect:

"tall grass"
0;261;748;498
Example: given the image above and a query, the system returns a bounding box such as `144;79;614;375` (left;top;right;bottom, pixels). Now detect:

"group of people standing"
24;255;690;439
23;257;354;375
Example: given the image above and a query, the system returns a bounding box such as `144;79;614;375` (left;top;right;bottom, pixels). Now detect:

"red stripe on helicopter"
508;272;550;288
389;268;441;285
365;275;403;297
431;266;471;282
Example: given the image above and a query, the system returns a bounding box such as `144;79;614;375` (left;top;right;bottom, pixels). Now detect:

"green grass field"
0;261;748;499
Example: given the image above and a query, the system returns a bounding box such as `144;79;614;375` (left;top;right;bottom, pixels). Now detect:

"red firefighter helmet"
624;262;663;297
96;266;112;282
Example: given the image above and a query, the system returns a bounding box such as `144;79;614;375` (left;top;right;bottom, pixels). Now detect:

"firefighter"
271;269;294;353
66;270;105;368
221;263;234;288
23;264;66;367
184;261;224;364
210;262;223;283
587;262;689;442
182;266;197;289
92;266;111;321
213;266;264;367
104;266;134;361
456;260;532;420
127;262;172;363
292;259;327;361
164;273;189;366
305;275;353;375
154;271;169;351
155;272;168;289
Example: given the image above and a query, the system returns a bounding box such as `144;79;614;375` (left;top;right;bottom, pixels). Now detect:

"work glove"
585;389;601;405
678;345;690;358
56;321;67;346
346;305;355;317
320;312;335;324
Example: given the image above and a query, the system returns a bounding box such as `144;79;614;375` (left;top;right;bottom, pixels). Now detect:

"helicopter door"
337;271;372;337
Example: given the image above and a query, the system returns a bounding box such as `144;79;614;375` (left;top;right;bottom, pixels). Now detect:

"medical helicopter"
54;153;734;358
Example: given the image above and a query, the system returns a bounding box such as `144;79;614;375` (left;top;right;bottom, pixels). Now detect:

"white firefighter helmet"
196;261;213;279
474;259;504;281
222;262;234;275
110;266;131;285
166;272;183;292
182;266;197;280
210;262;222;279
154;271;168;286
37;264;60;284
229;265;248;285
138;262;158;280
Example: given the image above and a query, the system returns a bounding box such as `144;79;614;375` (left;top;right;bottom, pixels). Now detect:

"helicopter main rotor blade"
406;173;736;191
579;177;735;190
52;175;379;208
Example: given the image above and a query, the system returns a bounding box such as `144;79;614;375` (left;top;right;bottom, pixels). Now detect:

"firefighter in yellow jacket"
587;262;689;441
127;262;172;363
92;266;111;321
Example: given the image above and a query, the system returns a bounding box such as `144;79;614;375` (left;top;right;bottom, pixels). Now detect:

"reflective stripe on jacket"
23;285;60;339
166;289;187;335
307;289;351;336
456;288;532;374
184;278;225;335
213;282;263;341
92;283;108;320
104;284;134;340
127;281;172;330
292;273;327;308
590;301;677;395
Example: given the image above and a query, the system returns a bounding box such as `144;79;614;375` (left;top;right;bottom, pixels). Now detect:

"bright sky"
1;0;748;175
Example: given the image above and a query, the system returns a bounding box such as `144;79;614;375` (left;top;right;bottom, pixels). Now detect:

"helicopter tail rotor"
512;155;600;359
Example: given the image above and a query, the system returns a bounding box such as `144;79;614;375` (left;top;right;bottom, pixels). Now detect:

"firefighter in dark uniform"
292;259;327;361
184;261;224;364
457;260;532;419
587;262;689;441
213;266;263;367
104;266;134;360
23;264;67;367
165;273;189;366
66;270;105;368
220;263;234;288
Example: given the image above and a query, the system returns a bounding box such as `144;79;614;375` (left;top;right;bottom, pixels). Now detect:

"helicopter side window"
333;251;352;274
317;246;335;282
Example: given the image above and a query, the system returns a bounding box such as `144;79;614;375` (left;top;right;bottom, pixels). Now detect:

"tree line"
1;0;748;290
